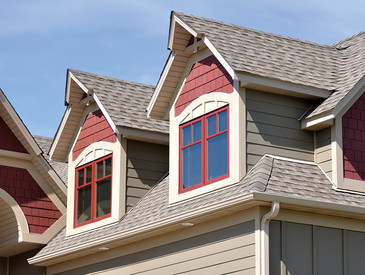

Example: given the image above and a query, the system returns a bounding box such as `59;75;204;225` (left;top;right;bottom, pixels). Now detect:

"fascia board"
28;193;255;265
93;94;117;133
237;73;331;99
203;36;236;80
147;51;176;118
252;192;365;215
301;112;335;130
49;105;72;161
0;89;42;156
116;126;169;144
333;74;365;117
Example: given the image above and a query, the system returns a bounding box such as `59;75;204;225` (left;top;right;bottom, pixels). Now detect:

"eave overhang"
29;188;365;266
302;74;365;130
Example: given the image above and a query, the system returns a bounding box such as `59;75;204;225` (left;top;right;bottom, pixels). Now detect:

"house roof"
33;135;68;185
150;12;365;121
30;155;365;265
70;70;169;134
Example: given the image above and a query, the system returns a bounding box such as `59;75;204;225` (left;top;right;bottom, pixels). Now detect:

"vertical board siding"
316;127;332;178
126;140;168;211
270;220;365;275
0;165;62;234
72;109;116;161
246;89;314;171
342;91;365;181
175;55;233;117
0;116;27;153
57;221;255;275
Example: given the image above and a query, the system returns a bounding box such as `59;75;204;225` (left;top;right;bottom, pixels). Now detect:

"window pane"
218;110;227;132
105;158;112;176
193;121;201;142
95;178;111;218
77;169;84;187
76;185;91;224
207;132;228;180
182;125;191;146
85;165;92;183
207;115;216;136
96;161;103;180
182;143;202;189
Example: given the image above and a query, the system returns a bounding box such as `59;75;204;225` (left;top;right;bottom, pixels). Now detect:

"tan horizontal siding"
246;89;314;170
0;199;18;248
59;221;255;275
315;128;332;178
126;140;168;211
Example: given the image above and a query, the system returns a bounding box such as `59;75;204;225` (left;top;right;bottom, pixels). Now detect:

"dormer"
50;70;169;236
148;12;336;204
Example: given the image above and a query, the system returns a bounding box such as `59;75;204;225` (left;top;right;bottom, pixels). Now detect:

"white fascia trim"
252;192;365;215
93;94;117;133
116;126;168;144
301;112;335;129
203;36;236;80
69;71;88;94
265;154;317;166
147;51;176;117
333;75;365;117
169;14;198;50
49;105;72;160
28;193;255;265
0;90;42;156
237;73;331;99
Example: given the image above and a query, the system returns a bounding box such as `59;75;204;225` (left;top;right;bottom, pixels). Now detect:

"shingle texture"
174;12;365;119
33;135;68;185
33;155;365;261
70;70;169;134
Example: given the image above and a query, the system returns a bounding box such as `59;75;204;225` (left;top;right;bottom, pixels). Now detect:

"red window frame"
179;105;229;193
74;154;112;228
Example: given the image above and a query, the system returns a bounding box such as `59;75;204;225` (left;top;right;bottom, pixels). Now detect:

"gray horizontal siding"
246;89;314;171
316;127;332;178
126;140;168;211
58;220;255;275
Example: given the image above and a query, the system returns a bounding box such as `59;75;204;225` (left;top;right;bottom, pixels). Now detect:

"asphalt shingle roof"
33;135;68;185
32;155;365;261
70;70;169;134
174;12;365;120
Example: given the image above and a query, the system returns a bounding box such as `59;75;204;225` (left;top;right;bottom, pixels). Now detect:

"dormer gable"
0;89;66;257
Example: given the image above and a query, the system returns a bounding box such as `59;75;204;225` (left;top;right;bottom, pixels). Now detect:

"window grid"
179;105;229;193
74;154;112;228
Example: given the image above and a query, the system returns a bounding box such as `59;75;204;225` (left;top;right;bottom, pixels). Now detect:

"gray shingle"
70;70;169;134
174;12;365;120
32;155;365;261
33;135;68;185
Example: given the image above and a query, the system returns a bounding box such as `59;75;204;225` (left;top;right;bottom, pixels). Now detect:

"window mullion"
202;116;206;185
91;162;96;222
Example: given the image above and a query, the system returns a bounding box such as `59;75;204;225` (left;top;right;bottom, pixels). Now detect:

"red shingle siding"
0;117;27;153
343;92;365;180
72;109;116;161
0;165;62;234
175;55;233;117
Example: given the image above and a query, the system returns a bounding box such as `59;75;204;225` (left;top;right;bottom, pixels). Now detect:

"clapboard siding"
246;89;314;171
58;221;255;275
126;140;168;211
316;127;332;178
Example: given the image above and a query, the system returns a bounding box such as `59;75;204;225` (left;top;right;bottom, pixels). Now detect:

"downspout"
261;201;280;275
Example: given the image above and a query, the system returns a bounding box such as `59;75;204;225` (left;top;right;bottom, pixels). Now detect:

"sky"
1;0;364;138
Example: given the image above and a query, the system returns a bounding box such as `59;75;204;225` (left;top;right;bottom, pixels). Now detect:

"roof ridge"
333;30;365;47
174;11;338;50
69;69;155;89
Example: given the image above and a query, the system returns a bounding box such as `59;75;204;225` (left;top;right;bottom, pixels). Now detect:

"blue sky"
1;0;364;137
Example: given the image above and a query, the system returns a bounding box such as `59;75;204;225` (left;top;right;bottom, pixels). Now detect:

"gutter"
29;193;256;265
261;201;280;275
